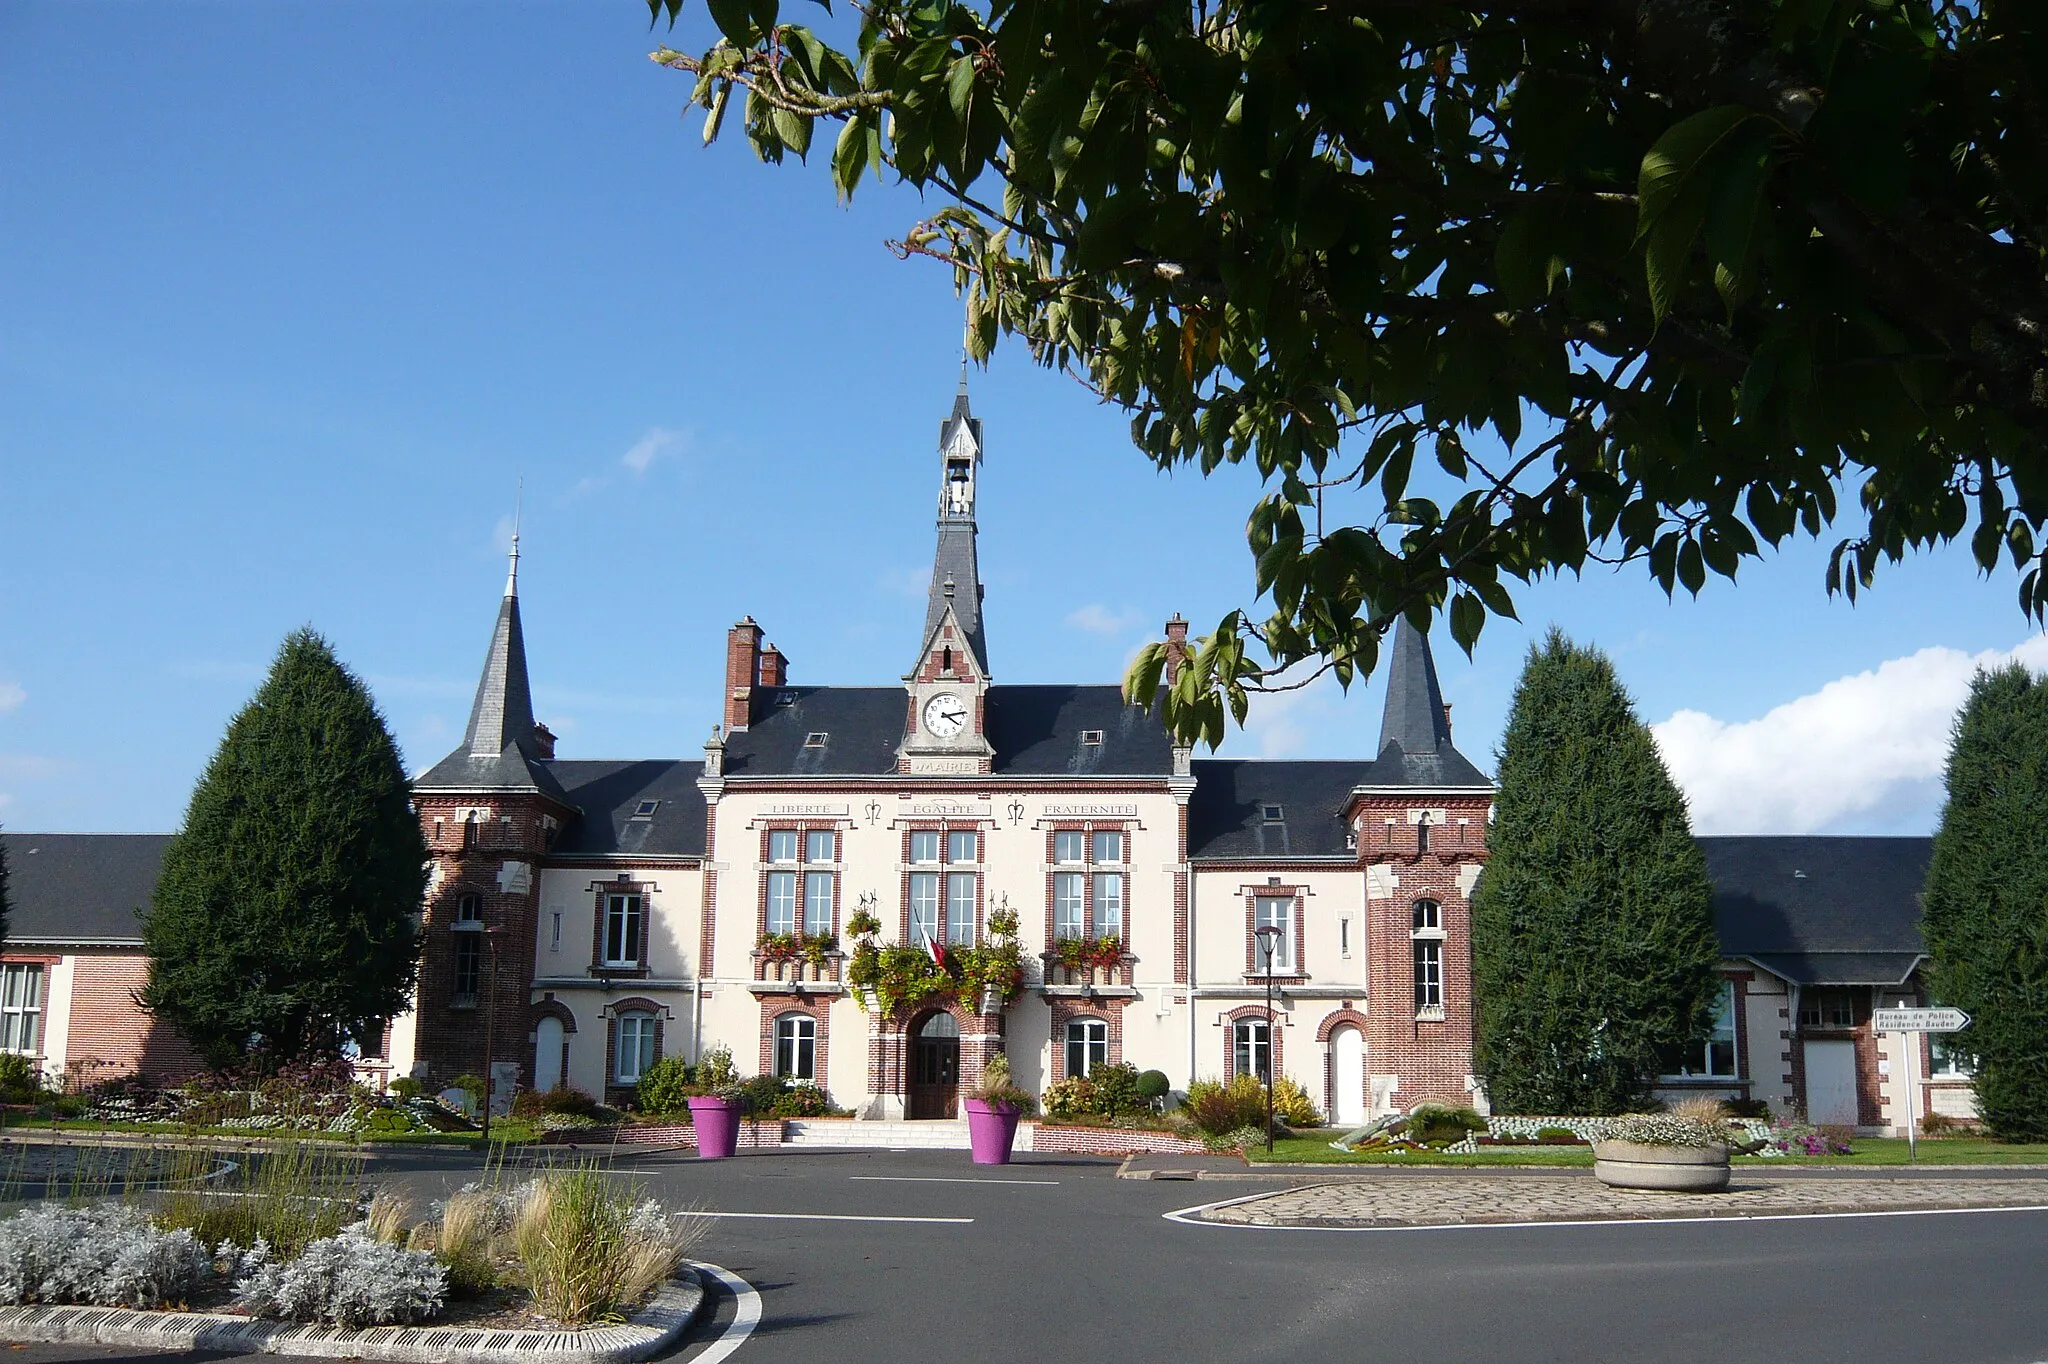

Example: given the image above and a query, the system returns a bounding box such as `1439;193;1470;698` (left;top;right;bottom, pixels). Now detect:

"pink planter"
964;1098;1022;1165
687;1096;742;1159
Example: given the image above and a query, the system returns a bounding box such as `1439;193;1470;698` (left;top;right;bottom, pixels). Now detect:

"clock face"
923;692;969;738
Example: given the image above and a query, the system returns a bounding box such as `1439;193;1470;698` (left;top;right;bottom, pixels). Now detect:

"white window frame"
1232;1017;1271;1083
1411;899;1445;1017
603;893;644;967
1051;827;1130;943
615;1012;657;1084
774;1014;817;1080
767;827;837;940
0;964;43;1054
1052;872;1086;941
1065;1018;1109;1077
1252;896;1295;974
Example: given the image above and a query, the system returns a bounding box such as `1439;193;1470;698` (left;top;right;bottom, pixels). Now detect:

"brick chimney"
725;618;763;732
530;722;557;761
1163;613;1190;686
758;644;788;689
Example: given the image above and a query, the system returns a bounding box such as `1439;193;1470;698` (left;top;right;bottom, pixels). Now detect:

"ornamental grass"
511;1164;705;1325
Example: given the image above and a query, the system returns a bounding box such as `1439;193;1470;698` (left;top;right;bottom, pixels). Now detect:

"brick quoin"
1352;791;1491;1112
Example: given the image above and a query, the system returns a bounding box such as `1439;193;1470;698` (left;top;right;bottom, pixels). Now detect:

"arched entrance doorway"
907;1011;960;1119
1330;1026;1366;1127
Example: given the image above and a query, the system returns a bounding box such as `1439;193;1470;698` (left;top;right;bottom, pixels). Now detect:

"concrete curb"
0;1266;709;1364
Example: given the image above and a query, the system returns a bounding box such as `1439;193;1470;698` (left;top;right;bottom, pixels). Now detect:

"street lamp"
1253;923;1282;1153
478;928;501;1145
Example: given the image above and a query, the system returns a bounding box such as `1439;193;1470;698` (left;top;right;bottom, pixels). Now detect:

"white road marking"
688;1210;975;1224
686;1260;760;1363
1162;1194;2048;1234
849;1175;1059;1186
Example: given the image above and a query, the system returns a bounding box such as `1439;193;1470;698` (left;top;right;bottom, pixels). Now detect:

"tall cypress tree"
1472;629;1721;1115
1922;663;2048;1142
143;629;427;1068
0;824;11;945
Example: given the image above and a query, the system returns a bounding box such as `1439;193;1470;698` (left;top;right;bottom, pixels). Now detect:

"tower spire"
921;371;989;674
1367;615;1490;788
505;479;522;598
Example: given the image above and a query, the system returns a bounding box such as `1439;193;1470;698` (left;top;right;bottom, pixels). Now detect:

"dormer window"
1262;805;1284;822
1081;730;1105;746
632;800;660;818
803;732;829;748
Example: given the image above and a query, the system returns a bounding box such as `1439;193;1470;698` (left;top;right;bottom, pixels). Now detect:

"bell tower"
900;366;994;775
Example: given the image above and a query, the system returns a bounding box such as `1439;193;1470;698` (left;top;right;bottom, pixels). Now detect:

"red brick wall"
63;950;205;1084
1353;793;1491;1112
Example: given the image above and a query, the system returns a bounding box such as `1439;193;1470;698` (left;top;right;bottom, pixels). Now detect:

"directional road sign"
1872;1007;1971;1033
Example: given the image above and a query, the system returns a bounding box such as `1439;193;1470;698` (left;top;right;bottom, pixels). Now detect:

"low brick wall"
540;1120;787;1148
1026;1123;1207;1156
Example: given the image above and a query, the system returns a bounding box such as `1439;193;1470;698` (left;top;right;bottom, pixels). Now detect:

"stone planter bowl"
1592;1139;1731;1192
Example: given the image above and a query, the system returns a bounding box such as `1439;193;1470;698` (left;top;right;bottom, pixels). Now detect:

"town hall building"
0;375;1977;1135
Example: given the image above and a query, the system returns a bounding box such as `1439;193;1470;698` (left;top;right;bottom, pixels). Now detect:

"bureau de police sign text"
1871;1007;1971;1033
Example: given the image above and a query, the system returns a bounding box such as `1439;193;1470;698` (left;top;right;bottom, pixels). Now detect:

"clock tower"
900;367;995;775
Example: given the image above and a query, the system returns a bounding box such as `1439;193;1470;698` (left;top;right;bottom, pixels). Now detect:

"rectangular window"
452;935;482;1003
947;830;978;864
909;873;941;945
1931;1032;1975;1077
910;830;942;864
1339;918;1351;958
803;870;834;936
1066;1018;1108;1077
769;830;800;863
1252;896;1294;973
766;872;798;935
615;1014;657;1083
1798;988;1857;1029
1053;873;1086;940
1233;1019;1270;1084
946;872;977;944
604;894;644;966
1661;980;1737;1078
1091;830;1123;864
1054;831;1086;864
805;829;835;863
0;964;43;1053
550;912;562;953
775;1015;817;1079
1092;873;1124;940
1413;939;1443;1013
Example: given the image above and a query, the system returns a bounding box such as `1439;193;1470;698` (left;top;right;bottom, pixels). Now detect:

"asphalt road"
10;1146;2048;1364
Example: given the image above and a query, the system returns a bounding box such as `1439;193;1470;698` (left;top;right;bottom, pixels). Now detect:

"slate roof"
0;833;168;946
721;685;1175;777
1361;617;1491;788
1702;835;1931;985
923;378;989;672
547;760;708;859
415;582;572;805
1188;761;1374;859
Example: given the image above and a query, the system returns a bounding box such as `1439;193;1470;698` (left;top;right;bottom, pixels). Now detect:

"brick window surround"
899;823;985;947
589;877;654;977
1243;886;1308;981
602;997;668;1093
758;996;832;1081
1047;996;1128;1084
1224;1003;1284;1082
1042;824;1134;947
758;825;842;941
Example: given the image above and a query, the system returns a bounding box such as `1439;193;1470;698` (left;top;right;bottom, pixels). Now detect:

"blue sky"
3;3;2041;837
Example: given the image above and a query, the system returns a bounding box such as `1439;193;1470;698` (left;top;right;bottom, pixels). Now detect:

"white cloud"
622;427;688;475
1652;635;2048;835
0;682;23;714
1066;603;1143;637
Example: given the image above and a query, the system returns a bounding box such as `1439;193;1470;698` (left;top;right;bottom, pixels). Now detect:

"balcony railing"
752;953;845;986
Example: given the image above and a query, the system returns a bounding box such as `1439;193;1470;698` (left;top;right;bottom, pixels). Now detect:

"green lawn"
1243;1135;2048;1167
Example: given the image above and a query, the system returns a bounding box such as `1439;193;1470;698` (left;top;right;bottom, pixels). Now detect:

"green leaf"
702;82;732;146
704;0;758;45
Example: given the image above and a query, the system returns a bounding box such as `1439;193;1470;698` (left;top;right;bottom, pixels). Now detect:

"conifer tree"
0;824;11;945
1472;630;1721;1115
1923;663;2048;1142
143;629;427;1068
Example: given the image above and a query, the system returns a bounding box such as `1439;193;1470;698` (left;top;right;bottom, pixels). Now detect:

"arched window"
1232;1018;1271;1083
614;1011;657;1084
455;894;483;926
1411;899;1444;1015
775;1014;817;1080
1065;1018;1109;1078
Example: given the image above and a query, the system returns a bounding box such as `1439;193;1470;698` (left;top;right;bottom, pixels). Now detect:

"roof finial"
958;352;970;397
505;477;523;598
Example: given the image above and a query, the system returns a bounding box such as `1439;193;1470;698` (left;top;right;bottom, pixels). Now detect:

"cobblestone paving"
1196;1175;2048;1227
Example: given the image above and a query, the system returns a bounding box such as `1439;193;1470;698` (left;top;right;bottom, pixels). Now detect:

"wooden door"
907;1012;960;1119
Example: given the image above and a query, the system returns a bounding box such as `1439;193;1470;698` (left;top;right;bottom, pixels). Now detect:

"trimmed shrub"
0;1205;212;1309
1089;1063;1142;1119
235;1227;447;1326
1041;1076;1098;1120
635;1055;694;1115
388;1076;424;1101
768;1083;837;1118
1135;1070;1170;1103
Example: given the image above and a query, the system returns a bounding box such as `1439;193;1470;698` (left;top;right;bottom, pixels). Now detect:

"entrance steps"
782;1118;973;1150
